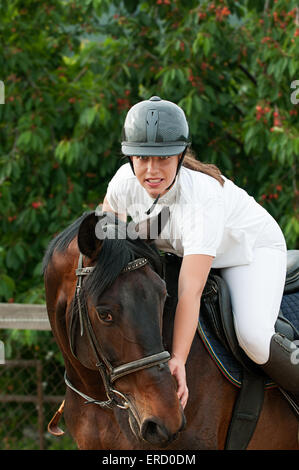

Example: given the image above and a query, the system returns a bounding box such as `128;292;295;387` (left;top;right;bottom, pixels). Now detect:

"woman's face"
131;155;180;198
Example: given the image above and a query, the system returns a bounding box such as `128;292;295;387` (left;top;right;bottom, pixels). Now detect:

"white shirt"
105;163;284;268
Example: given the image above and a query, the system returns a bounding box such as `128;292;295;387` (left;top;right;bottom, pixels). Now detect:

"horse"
43;209;298;450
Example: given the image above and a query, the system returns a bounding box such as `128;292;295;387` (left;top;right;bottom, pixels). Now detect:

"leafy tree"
0;0;298;304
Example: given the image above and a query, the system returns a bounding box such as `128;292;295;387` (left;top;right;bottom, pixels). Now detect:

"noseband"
66;253;170;412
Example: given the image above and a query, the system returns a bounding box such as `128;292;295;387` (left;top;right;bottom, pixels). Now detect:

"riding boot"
261;333;299;400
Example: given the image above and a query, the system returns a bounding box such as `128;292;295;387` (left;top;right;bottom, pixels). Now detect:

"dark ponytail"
182;148;225;186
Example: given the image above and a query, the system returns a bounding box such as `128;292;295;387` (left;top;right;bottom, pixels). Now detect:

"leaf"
17;131;33;148
6;248;20;270
55;140;71;161
121;63;130;78
79;106;98;127
243;125;256;146
31;133;43;152
294;138;299;154
14;244;26;263
192;32;204;55
203;37;211;57
0;274;15;299
288;60;297;77
176;68;186;85
193;95;203;113
221;152;233;171
256;165;268;182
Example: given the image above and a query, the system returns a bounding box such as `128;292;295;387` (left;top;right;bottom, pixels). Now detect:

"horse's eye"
97;309;113;323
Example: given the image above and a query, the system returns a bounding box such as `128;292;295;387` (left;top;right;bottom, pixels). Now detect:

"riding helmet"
121;96;190;157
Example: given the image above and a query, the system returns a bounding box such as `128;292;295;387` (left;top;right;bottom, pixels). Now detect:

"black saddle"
201;250;299;375
163;249;299;450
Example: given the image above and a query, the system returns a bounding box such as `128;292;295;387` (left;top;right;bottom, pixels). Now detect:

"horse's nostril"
141;417;172;446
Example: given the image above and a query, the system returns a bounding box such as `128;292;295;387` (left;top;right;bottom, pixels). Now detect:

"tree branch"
224;131;244;149
238;64;257;86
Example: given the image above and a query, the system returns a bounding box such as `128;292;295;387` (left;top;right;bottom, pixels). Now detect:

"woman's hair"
182;148;225;186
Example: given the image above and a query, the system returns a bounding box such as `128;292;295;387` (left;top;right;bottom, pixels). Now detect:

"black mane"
42;211;164;303
42;212;90;275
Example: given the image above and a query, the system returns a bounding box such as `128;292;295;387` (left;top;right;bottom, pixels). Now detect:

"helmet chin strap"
143;148;187;215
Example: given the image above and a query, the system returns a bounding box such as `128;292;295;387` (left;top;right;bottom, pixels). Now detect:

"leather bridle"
66;253;170;413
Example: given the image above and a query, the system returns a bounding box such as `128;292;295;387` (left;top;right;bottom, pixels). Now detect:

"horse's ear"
134;206;170;241
77;212;102;259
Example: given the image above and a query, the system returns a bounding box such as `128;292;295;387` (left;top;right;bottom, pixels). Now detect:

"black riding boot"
261;333;299;402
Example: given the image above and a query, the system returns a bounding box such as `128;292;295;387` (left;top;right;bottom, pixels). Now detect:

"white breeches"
220;222;287;365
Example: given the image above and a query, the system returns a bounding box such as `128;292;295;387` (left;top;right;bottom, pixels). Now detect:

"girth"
67;253;170;411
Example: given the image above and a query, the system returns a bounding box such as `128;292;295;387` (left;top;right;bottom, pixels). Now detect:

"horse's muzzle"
140;413;186;448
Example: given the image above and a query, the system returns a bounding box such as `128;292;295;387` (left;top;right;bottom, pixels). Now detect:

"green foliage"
0;0;298;306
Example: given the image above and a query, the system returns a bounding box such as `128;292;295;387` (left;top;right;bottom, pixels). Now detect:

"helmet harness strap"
126;146;187;216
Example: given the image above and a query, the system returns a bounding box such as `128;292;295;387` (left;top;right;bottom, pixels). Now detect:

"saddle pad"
280;291;299;331
198;291;299;389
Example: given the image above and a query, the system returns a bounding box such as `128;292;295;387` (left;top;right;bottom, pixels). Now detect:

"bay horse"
43;210;298;450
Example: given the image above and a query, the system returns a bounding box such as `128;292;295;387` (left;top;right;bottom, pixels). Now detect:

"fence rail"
0;303;50;330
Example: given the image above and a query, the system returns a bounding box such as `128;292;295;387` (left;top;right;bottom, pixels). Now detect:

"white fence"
0;303;50;330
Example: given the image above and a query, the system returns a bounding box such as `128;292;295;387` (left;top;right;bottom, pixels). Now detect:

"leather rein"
66;253;170;412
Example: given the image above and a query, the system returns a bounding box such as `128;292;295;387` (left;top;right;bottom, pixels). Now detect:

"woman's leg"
220;246;287;364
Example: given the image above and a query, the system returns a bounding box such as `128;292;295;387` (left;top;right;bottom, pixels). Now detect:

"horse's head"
67;208;185;447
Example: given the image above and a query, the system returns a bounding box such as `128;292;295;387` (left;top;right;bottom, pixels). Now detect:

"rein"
66;253;170;412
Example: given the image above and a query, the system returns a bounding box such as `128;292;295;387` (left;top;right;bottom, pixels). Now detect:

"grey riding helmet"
121;96;189;157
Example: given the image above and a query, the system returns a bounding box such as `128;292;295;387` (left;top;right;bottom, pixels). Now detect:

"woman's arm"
168;254;214;408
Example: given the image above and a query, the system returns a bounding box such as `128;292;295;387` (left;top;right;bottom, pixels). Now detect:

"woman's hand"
168;355;189;409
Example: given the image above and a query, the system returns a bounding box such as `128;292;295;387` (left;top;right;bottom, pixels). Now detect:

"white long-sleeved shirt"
105;163;286;268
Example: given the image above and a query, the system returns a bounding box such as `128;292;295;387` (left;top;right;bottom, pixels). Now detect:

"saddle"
163;249;299;450
200;250;299;380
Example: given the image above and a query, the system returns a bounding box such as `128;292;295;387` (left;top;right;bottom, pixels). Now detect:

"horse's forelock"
43;212;164;302
83;236;163;305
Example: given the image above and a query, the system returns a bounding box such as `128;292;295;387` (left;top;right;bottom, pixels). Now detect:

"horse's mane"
42;211;164;303
42;212;90;275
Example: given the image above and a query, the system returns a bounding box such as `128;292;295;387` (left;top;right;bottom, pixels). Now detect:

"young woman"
102;96;299;409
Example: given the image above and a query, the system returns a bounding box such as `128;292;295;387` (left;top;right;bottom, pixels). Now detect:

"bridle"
66;253;170;413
